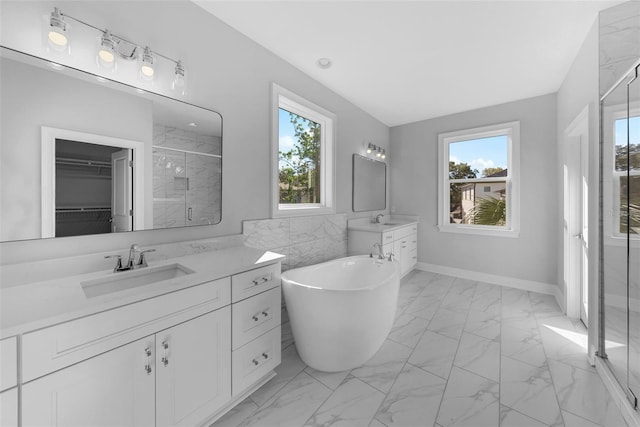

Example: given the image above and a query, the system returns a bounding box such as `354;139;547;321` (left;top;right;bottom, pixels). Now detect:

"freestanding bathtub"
281;255;400;372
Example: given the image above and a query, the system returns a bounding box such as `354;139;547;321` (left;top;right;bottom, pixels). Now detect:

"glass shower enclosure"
600;60;640;409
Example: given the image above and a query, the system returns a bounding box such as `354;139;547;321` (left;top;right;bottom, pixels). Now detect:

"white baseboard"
416;262;563;308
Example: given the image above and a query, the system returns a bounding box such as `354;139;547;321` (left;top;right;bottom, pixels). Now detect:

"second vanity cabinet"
9;253;283;427
348;221;418;277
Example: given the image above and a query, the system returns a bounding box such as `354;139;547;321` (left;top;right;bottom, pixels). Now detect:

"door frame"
563;105;589;320
41;126;145;237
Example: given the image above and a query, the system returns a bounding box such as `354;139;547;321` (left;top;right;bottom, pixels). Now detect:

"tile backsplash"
242;214;348;271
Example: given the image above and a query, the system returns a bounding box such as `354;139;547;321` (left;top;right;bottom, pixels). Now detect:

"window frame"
437;121;520;237
602;102;640;244
271;83;336;218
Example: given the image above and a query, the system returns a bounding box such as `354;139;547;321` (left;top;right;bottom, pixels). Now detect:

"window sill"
438;224;519;238
272;205;335;218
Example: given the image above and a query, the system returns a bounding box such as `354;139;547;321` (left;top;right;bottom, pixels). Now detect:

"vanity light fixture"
44;7;186;93
47;7;69;51
366;143;387;160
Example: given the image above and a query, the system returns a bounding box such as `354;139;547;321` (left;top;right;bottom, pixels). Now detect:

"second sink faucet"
374;214;385;224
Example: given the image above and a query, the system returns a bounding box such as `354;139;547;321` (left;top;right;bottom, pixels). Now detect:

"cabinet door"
393;238;411;275
156;307;231;427
22;337;155;427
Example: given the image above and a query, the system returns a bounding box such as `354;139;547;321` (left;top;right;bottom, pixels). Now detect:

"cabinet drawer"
232;326;281;396
0;337;17;391
231;263;280;303
22;277;231;383
232;287;281;350
382;231;394;244
395;224;417;240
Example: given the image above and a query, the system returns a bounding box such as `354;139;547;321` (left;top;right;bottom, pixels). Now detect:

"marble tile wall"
242;214;348;272
600;1;640;94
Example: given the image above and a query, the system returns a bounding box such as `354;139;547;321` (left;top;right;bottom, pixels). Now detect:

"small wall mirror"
352;154;386;212
1;47;222;242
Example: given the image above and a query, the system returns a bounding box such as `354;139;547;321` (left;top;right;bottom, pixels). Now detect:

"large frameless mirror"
0;46;222;242
352;154;386;212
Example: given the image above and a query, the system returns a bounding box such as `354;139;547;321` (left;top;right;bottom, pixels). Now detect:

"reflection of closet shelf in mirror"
56;207;111;213
56;157;113;167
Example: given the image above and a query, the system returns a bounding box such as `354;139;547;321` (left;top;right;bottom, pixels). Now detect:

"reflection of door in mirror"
54;140;132;237
110;149;133;233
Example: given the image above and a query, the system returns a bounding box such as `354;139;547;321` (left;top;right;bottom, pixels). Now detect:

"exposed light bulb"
366;143;373;154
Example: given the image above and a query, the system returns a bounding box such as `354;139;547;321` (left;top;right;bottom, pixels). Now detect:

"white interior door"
564;107;589;325
111;149;133;232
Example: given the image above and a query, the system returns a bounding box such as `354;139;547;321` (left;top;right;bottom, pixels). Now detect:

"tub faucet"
373;243;385;260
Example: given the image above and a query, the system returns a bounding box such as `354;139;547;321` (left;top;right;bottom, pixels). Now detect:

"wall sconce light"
43;7;186;93
366;143;387;160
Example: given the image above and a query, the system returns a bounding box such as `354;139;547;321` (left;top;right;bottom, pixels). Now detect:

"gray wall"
389;93;558;286
0;1;389;264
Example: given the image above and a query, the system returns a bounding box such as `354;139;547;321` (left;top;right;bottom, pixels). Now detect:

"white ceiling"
195;0;622;127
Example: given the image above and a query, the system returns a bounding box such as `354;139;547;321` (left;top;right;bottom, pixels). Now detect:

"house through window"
438;121;520;236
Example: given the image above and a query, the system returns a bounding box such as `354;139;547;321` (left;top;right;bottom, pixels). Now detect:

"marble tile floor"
212;270;629;427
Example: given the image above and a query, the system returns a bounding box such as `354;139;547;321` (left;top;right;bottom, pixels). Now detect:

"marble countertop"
1;245;284;339
347;217;418;233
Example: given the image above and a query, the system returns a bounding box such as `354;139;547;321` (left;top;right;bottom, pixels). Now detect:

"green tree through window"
278;109;321;204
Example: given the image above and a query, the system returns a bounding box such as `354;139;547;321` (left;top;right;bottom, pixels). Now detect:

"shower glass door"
601;62;640;408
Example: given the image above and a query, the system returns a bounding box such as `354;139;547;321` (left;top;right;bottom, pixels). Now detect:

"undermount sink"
382;222;401;226
81;263;195;298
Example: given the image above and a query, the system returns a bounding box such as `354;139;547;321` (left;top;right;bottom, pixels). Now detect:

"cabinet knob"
252;280;259;286
262;352;269;359
262;311;269;317
252;315;259;322
252;359;259;366
262;276;269;282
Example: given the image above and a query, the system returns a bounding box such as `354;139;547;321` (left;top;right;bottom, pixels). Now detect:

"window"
610;113;640;238
271;84;335;217
438;121;520;237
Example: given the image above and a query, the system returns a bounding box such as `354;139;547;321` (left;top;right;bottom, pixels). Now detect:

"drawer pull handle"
252;280;259;286
252;315;259;322
161;340;169;367
144;347;152;374
262;311;269;317
262;277;269;282
252;359;259;366
262;352;269;360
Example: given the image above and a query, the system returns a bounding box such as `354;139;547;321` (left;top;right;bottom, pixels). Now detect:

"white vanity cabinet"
9;256;283;427
348;222;418;277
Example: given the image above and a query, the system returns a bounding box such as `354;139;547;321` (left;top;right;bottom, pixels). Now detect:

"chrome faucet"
372;243;385;259
374;214;384;224
105;244;156;272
